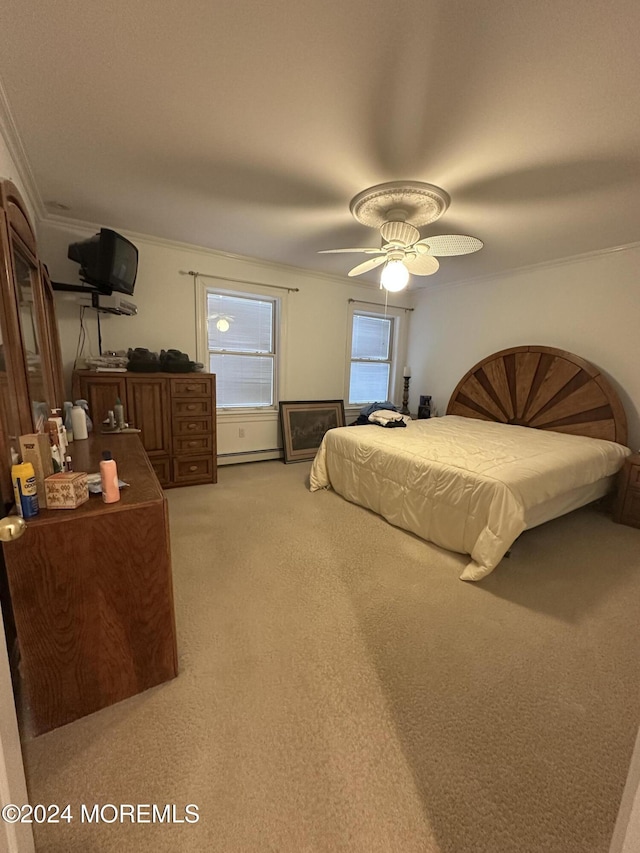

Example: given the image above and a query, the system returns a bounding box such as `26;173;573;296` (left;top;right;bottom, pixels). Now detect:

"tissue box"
44;472;89;509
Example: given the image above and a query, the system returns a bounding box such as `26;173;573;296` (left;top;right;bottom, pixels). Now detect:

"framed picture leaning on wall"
279;400;346;463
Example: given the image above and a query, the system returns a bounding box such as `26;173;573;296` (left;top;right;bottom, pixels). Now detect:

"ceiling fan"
319;181;483;291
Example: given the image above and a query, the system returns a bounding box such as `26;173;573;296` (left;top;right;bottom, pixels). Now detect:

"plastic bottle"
11;462;39;518
63;401;74;442
74;399;93;433
70;405;89;440
114;397;125;429
99;450;120;503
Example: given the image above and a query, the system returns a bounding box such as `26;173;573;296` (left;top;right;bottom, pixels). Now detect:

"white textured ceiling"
1;0;639;287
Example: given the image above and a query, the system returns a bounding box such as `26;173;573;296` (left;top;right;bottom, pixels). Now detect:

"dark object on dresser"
418;395;432;419
127;347;161;372
160;348;197;373
613;454;640;528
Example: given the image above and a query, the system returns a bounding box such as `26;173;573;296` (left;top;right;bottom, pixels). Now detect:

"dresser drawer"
172;398;212;418
173;417;211;437
171;378;211;397
629;465;640;490
173;435;213;454
173;456;214;483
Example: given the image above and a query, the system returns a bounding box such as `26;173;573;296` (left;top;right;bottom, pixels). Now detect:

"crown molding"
40;212;398;294
414;240;640;298
0;77;45;220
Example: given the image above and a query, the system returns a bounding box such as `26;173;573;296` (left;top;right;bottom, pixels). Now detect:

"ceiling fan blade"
404;255;440;276
414;235;484;257
318;248;384;254
347;256;387;277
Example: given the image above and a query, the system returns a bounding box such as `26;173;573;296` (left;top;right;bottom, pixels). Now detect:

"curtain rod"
187;270;299;293
348;298;414;312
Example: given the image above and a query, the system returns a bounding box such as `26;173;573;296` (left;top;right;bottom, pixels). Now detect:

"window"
205;290;278;408
348;312;395;404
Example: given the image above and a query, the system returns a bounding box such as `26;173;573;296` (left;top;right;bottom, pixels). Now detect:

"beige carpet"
21;460;640;853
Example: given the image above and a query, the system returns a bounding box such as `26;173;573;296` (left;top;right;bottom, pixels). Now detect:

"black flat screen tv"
68;228;138;295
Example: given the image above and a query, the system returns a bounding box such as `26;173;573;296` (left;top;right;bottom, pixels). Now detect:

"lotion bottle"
99;450;120;503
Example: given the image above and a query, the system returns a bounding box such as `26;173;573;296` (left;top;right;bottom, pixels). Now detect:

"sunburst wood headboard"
446;345;628;445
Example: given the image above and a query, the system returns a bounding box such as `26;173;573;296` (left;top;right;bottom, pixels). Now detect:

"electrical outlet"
238;428;245;438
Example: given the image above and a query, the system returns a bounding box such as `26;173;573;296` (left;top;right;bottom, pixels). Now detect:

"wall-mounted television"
67;228;138;296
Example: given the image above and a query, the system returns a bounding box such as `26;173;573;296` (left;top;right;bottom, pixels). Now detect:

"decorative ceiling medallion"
349;181;451;228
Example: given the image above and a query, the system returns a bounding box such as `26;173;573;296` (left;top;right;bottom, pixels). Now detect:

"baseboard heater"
218;448;282;465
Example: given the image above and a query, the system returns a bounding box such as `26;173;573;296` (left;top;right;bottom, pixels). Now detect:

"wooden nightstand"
613;454;640;528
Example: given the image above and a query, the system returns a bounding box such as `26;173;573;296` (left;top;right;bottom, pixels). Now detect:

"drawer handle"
186;385;197;391
189;465;198;472
187;404;196;410
188;440;198;447
187;423;197;430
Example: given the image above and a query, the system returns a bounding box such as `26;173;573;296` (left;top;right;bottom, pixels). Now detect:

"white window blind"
349;313;394;404
206;291;276;408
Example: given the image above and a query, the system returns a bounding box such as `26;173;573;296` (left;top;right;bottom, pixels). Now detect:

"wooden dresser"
3;433;178;734
613;454;640;528
73;370;217;488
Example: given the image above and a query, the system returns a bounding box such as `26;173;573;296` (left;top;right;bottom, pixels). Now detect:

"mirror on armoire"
0;178;64;513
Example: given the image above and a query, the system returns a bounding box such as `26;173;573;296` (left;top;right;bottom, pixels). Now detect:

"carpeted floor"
20;460;640;852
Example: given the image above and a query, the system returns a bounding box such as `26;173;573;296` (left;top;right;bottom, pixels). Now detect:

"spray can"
11;461;40;518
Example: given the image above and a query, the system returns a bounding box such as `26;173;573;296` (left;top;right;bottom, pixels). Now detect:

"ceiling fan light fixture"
380;259;410;292
319;181;483;282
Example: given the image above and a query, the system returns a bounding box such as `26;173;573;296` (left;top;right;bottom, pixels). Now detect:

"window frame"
196;280;286;414
345;305;405;408
347;311;395;405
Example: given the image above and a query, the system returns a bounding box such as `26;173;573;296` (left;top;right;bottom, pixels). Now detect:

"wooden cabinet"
127;375;171;456
0;179;67;671
76;373;128;435
613;454;640;528
73;371;217;488
3;434;178;734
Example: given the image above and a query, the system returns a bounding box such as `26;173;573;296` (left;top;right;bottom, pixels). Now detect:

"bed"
310;346;631;581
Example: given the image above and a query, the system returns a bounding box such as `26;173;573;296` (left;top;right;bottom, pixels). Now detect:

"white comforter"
309;415;631;581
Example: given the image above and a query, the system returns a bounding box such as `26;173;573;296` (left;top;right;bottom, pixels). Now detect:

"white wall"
407;246;640;450
37;220;411;459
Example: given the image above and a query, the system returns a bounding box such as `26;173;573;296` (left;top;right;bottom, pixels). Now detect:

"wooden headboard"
446;345;628;445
